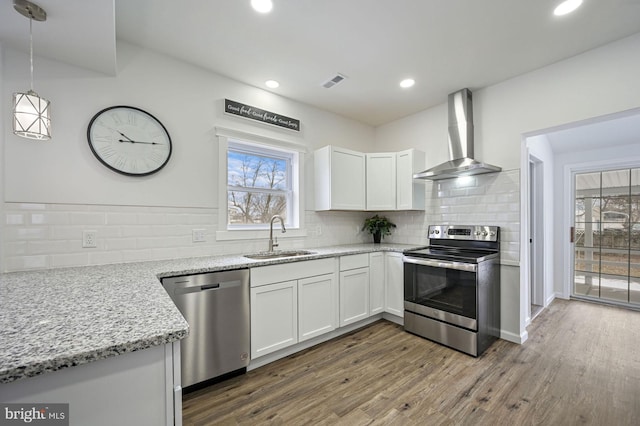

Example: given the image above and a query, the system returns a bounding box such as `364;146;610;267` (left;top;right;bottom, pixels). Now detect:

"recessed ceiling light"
553;0;583;16
251;0;273;14
265;80;280;88
400;78;415;89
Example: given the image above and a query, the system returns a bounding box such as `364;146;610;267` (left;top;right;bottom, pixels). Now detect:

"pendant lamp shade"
13;90;51;140
12;0;51;141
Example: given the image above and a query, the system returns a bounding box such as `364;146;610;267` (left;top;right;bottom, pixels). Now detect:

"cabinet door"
366;152;396;210
250;280;298;359
298;273;337;342
369;252;385;315
385;252;404;317
331;147;366;210
339;268;370;326
315;146;365;210
396;149;425;210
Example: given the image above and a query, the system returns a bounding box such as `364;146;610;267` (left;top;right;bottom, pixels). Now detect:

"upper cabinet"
396;149;425;210
315;145;366;211
315;145;425;211
366;153;396;210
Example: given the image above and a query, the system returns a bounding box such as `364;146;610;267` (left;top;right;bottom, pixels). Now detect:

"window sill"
216;228;307;242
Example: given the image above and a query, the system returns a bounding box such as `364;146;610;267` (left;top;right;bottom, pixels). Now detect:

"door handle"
570;226;575;243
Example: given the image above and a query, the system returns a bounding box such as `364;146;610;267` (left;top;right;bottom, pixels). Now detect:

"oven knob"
490;231;496;236
434;229;440;234
475;231;481;236
481;231;488;236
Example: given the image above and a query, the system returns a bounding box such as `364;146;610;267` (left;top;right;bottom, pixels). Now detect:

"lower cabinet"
250;280;298;359
250;252;405;361
298;274;337;341
250;259;337;359
385;252;404;317
339;253;370;327
0;342;181;426
339;267;370;326
369;252;385;315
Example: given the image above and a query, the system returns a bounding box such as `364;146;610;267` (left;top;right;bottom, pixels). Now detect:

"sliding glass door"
574;168;640;306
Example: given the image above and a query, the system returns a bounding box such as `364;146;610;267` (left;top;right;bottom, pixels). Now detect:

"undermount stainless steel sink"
244;250;316;260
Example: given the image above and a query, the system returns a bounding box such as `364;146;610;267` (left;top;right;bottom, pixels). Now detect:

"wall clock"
87;106;172;176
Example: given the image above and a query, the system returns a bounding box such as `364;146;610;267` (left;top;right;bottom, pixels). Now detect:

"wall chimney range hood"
413;88;501;180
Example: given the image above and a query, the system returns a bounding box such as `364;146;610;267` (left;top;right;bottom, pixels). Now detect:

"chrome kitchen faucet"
268;215;286;252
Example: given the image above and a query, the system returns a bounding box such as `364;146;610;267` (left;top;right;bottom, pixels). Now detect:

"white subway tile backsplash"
104;238;138;251
88;251;125;265
70;212;105;226
50;253;89;268
105;212;139;225
4;227;49;241
6;214;25;225
2;170;521;272
6;255;49;271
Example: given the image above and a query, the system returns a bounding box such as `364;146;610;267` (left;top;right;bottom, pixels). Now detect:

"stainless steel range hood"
413;88;501;180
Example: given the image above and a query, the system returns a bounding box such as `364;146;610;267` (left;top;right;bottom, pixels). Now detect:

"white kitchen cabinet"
250;280;298;359
298;273;337;342
315;145;366;210
396;148;425;210
369;252;385;315
385;252;404;317
339;254;370;326
366;152;396;210
251;258;336;358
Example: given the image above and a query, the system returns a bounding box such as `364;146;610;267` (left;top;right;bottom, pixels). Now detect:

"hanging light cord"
29;11;34;92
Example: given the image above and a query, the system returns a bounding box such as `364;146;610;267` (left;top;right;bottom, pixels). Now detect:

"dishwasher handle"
172;280;240;295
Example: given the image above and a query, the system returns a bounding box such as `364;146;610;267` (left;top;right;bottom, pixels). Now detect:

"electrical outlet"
82;230;97;248
315;224;322;236
192;229;206;243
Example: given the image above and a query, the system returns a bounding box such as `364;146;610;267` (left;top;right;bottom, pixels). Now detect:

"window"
573;167;640;306
215;127;304;240
227;141;294;227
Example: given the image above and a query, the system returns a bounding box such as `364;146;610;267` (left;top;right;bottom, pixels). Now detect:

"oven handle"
402;256;477;272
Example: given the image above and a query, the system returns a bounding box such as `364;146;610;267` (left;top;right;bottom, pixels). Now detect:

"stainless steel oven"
403;225;500;356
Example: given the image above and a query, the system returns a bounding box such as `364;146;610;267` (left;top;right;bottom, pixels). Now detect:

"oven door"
403;256;478;330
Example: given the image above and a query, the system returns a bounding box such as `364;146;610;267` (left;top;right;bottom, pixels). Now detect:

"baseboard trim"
500;329;528;344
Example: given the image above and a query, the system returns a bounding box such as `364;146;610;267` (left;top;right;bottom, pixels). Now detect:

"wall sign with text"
224;99;300;131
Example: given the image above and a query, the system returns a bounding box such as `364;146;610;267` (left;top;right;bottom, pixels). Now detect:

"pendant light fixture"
12;0;51;140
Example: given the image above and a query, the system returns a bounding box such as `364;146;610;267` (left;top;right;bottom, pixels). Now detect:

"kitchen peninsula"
0;243;421;425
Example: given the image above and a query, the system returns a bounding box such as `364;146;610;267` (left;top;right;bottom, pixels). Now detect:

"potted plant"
362;214;396;243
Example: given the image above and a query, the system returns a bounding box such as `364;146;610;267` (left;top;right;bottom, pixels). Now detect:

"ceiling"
2;0;640;126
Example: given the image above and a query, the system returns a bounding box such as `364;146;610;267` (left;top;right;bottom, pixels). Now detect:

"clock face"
87;106;172;176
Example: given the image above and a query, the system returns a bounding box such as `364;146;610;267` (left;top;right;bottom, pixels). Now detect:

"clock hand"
118;139;163;145
107;128;135;142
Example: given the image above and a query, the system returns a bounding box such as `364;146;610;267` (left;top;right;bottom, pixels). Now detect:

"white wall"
525;134;556;311
2;41;374;208
375;33;640;343
1;41;375;271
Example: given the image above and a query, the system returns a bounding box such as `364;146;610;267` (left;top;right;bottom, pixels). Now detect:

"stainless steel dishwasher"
161;269;250;388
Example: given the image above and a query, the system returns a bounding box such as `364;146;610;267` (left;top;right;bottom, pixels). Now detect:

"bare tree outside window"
227;147;290;226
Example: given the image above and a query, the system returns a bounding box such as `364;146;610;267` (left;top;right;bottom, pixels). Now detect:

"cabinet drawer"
339;253;369;271
251;258;336;287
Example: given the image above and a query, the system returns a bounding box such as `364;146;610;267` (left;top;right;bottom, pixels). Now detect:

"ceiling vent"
322;73;347;89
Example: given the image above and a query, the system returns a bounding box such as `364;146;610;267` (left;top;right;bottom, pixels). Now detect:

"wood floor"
183;299;640;425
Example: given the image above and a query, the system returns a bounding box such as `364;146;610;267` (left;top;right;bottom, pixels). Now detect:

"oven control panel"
428;225;499;242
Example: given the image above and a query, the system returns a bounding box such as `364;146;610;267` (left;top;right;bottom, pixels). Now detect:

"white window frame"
227;141;294;229
215;127;306;242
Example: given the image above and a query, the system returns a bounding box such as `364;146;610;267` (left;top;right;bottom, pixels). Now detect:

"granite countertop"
0;243;422;384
